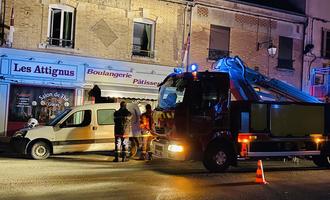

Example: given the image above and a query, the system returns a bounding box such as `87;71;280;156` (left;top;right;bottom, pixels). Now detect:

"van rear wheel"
30;141;50;160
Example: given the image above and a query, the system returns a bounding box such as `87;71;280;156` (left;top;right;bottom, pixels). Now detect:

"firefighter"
113;101;132;162
139;104;155;160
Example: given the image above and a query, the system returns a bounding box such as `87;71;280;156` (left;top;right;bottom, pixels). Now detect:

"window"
158;77;186;109
278;36;294;69
322;28;330;58
97;109;115;125
48;4;75;48
132;19;155;58
208;25;230;60
62;110;91;127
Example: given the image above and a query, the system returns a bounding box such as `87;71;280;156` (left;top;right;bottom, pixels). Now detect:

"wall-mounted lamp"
257;40;277;57
28;57;35;61
57;60;63;64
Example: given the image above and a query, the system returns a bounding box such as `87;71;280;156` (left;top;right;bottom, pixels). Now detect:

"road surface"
0;152;329;200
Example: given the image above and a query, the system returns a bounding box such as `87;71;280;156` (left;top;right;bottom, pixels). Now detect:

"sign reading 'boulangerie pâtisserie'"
10;60;78;80
85;67;165;88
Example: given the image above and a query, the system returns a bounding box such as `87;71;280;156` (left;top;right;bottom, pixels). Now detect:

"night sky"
228;0;306;14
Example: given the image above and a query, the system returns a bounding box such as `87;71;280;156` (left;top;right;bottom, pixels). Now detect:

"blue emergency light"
190;64;198;72
174;68;183;74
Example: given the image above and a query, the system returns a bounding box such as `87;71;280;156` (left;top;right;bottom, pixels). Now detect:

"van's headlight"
168;144;184;152
13;130;27;138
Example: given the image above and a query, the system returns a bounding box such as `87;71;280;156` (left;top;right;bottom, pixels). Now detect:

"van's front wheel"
30;141;50;160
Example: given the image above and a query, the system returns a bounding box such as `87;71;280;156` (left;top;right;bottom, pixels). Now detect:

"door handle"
92;126;98;130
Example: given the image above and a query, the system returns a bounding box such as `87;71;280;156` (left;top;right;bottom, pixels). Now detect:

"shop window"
48;4;75;48
7;85;75;136
132;19;155;58
97;109;115;125
321;28;330;59
278;36;294;69
62;110;91;128
208;25;230;60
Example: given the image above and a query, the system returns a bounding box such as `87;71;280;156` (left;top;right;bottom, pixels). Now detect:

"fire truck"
150;56;330;172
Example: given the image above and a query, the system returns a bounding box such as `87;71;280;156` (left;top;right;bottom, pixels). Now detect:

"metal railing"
47;37;74;48
208;49;230;60
132;45;155;58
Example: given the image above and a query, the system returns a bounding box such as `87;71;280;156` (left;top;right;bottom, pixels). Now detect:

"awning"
98;85;159;100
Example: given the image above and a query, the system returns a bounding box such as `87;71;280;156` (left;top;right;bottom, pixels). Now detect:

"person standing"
139;104;155;160
113;101;132;162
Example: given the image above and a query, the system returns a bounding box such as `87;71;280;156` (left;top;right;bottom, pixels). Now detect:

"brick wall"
3;0;305;88
190;5;304;89
5;0;184;67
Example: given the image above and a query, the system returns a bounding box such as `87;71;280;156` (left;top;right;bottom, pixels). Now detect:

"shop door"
54;109;95;153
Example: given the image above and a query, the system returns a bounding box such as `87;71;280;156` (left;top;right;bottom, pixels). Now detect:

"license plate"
155;145;163;151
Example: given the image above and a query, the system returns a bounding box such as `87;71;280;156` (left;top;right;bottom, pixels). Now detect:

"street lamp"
257;41;277;57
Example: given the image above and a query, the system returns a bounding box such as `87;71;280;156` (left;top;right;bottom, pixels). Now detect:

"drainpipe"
181;3;187;67
301;19;307;91
186;4;193;72
1;0;5;46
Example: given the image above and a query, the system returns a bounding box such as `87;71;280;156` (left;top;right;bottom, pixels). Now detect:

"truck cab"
151;72;236;171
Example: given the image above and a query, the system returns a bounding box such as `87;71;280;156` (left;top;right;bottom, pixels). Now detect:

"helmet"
26;118;39;128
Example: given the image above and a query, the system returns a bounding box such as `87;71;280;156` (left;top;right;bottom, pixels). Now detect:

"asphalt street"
0;148;329;200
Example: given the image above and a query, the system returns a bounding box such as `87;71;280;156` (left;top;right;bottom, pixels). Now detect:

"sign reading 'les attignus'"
10;60;77;80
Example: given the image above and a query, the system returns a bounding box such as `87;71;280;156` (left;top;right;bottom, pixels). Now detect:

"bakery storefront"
84;65;170;110
0;48;172;137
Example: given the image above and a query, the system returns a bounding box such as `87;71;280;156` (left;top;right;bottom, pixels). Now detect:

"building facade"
0;0;321;137
188;0;306;90
0;0;185;136
303;0;330;100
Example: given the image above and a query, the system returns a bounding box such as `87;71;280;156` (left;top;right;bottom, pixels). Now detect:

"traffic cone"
255;160;268;184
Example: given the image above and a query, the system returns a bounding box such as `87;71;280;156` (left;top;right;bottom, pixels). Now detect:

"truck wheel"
129;138;138;158
30;141;50;160
313;155;330;168
203;144;230;172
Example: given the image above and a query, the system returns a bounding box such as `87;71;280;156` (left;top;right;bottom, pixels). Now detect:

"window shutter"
321;28;325;57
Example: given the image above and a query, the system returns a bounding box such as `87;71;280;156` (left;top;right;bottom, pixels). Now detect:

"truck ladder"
214;56;321;103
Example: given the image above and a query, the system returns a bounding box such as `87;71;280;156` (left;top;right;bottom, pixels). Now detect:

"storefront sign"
10;60;77;80
85;67;165;88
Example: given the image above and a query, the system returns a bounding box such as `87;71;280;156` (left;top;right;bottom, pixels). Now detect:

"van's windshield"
47;109;72;126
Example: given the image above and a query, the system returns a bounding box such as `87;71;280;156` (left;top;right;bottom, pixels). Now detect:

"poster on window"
7;85;75;136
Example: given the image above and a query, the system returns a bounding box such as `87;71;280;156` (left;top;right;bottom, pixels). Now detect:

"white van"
10;103;141;159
